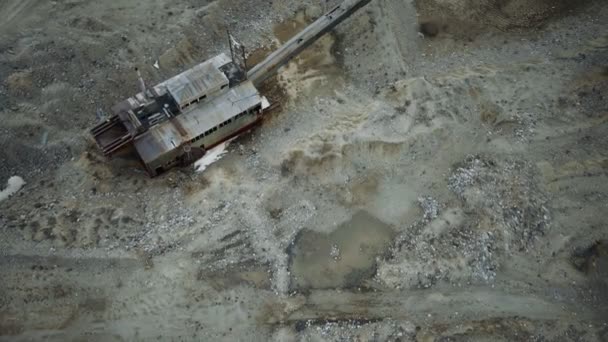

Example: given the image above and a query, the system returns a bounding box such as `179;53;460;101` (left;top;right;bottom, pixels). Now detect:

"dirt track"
1;0;607;340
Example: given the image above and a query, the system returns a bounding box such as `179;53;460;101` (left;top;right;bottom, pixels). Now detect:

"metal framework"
90;0;372;176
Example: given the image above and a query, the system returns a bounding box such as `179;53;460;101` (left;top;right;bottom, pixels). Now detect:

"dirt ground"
1;0;607;340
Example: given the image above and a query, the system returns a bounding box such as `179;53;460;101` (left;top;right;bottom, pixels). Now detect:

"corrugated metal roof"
111;54;232;122
164;54;231;107
134;80;263;164
178;81;262;137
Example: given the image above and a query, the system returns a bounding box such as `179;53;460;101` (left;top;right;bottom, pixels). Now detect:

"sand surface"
1;0;607;340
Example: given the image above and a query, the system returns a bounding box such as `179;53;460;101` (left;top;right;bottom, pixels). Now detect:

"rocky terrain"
1;0;607;340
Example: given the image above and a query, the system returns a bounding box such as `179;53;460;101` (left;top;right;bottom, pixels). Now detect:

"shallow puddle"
288;211;395;291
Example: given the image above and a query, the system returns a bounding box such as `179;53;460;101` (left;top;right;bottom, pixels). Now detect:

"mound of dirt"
415;0;593;39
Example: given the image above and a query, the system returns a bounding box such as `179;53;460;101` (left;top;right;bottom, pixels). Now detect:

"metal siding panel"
133;81;263;166
176;81;262;138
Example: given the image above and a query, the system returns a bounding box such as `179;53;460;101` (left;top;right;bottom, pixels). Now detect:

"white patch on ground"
194;138;235;173
193;97;267;174
0;176;25;202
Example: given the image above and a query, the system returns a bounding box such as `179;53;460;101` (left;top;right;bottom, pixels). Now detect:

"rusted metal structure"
91;0;372;176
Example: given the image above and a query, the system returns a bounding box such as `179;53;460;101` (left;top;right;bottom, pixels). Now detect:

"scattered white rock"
418;196;439;220
0;176;25;202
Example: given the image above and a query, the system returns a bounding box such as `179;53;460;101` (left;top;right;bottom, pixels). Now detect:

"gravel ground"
1;0;607;340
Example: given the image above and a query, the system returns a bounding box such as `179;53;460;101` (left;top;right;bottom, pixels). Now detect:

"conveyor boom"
247;0;371;85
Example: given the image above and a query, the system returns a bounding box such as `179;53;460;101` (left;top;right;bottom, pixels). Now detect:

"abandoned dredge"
91;0;371;176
